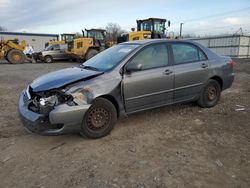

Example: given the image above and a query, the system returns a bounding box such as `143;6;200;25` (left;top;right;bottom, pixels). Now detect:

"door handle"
201;63;208;68
163;69;173;75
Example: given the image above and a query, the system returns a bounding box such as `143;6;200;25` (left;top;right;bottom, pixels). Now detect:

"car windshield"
81;44;139;72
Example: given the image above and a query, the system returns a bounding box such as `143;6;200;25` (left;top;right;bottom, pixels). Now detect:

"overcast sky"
0;0;250;36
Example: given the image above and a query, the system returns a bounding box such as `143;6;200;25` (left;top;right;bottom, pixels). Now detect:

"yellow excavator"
117;18;170;43
45;33;76;47
0;39;27;64
67;29;107;60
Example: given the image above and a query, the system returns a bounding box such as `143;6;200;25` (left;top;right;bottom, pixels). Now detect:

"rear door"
123;43;174;113
170;42;209;102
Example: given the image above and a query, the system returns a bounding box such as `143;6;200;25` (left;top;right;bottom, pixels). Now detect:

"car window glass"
54;45;60;50
172;43;199;64
131;44;168;70
198;49;207;61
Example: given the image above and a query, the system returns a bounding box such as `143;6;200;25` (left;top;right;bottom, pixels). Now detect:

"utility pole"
180;23;184;38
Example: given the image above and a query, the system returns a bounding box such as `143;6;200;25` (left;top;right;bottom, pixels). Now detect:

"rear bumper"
223;72;235;90
19;90;90;135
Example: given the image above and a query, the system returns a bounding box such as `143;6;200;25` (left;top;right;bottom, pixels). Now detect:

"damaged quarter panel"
65;71;124;116
19;68;104;135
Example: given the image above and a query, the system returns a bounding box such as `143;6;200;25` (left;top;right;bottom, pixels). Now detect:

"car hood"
30;67;103;92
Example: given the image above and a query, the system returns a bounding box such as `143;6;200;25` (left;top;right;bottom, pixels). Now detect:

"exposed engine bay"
28;89;75;116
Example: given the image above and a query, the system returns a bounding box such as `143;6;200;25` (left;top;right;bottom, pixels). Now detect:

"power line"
171;7;250;25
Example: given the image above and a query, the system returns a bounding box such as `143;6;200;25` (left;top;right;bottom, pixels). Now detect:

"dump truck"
117;18;170;43
0;39;27;64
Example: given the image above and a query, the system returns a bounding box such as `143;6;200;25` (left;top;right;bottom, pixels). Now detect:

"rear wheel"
80;98;117;139
7;49;25;64
197;79;221;108
85;49;99;60
44;55;53;63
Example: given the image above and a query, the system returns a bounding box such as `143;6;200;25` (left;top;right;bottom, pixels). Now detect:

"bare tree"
105;23;126;43
182;33;199;39
0;26;7;31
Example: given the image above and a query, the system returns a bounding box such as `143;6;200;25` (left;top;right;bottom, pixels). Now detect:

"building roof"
0;31;59;38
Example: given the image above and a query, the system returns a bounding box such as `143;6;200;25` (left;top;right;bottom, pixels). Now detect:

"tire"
80;98;117;139
85;49;99;60
197;79;221;108
44;55;53;63
7;49;25;64
5;56;10;63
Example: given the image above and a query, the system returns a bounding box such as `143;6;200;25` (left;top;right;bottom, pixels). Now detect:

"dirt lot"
0;59;249;188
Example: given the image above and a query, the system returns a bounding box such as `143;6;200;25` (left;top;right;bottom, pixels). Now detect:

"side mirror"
125;63;142;73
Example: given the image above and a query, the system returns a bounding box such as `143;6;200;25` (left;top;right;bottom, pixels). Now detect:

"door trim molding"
125;88;174;101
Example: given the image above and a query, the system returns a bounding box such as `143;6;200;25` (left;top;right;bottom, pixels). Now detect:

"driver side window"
54;45;60;51
131;43;169;70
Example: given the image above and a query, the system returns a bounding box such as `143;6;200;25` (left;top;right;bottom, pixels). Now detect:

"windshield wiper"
81;65;100;71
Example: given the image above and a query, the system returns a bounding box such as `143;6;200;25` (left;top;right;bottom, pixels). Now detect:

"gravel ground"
0;59;249;188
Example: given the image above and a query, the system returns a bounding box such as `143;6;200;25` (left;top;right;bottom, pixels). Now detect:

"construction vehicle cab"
117;18;170;43
137;18;167;38
68;29;106;60
0;39;27;63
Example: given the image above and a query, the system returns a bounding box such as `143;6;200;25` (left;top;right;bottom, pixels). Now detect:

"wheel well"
87;47;100;53
44;55;52;59
210;76;223;89
97;95;119;117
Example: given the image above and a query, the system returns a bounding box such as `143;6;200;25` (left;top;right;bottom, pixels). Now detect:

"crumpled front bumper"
32;52;44;62
18;90;90;135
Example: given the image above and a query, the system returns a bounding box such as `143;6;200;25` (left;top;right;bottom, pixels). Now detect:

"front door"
123;43;174;113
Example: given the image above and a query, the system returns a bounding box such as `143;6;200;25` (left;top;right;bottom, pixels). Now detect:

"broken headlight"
39;95;58;106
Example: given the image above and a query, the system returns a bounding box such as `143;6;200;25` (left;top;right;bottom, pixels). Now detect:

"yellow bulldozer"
45;33;76;47
0;39;27;64
117;18;170;43
67;29;107;60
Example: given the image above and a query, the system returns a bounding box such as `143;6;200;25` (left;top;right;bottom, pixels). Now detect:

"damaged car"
19;39;235;138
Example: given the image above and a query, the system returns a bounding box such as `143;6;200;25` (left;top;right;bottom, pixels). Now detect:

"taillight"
228;60;236;67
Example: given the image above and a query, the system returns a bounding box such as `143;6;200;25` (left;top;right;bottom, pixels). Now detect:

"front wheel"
197;79;221;108
80;98;117;139
44;55;53;63
7;49;25;64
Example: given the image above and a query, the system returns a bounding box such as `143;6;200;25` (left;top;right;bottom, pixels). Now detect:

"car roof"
120;39;196;45
119;39;219;59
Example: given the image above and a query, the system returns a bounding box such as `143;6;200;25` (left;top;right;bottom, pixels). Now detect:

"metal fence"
191;35;250;58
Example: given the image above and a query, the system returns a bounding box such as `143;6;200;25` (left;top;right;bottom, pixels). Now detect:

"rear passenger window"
172;43;199;64
198;49;207;61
